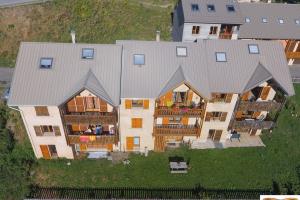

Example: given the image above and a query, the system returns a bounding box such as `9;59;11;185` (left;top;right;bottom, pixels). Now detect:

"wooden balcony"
286;51;300;59
153;125;200;136
63;112;117;125
154;106;204;117
68;134;117;145
238;101;281;112
219;33;232;39
232;120;275;130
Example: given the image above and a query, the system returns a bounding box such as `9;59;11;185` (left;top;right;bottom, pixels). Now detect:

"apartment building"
172;0;300;65
8;40;294;159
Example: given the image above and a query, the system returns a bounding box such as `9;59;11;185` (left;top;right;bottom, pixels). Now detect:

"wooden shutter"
132;118;142;128
53;126;61;136
79;144;87;151
100;99;108;112
235;111;243;119
79;124;88;131
162;117;169;125
40;145;51;159
225;94;233;103
76;97;85;112
34;126;43;136
164;91;173;106
67;98;77;112
35;106;49;116
125;100;132;109
252;111;261;119
126;137;134;150
205;112;212;121
213;130;222;142
241;91;250;101
143;100;149;109
181;117;189;125
260;86;271;100
187;90;194;104
71;124;80;132
220;112;227;121
107;144;113;152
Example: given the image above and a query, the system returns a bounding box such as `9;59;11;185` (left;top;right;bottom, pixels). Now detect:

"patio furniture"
169;162;188;173
230;133;240;142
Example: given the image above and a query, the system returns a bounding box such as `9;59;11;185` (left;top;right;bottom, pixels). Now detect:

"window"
40;58;53;69
41;125;54;133
262;18;268;23
132;100;143;108
208;129;223;141
191;4;199;11
278;18;284;24
295;19;300;25
212;112;222;119
173;92;187;103
35;106;49;116
82;48;94;59
192;26;200;34
132;118;143;128
34;125;61;136
133;54;145;65
48;145;58;158
176;47;187;57
245;17;250;23
85;96;100;110
209;26;218;35
215;52;227;62
226;5;235;12
248;44;259;54
207;4;215;12
133;137;140;147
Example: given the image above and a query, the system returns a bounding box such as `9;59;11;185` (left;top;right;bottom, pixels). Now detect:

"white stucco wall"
182;23;221;42
119;98;155;152
19;106;74;159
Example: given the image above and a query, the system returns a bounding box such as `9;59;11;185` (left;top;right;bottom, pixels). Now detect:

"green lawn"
33;85;300;193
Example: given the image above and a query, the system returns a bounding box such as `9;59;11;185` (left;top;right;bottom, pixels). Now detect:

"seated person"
95;125;102;135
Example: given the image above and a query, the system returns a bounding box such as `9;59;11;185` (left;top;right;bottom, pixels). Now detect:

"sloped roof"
179;0;244;24
238;3;300;40
8;42;122;106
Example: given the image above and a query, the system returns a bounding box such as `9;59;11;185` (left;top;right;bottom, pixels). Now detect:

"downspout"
8;106;38;157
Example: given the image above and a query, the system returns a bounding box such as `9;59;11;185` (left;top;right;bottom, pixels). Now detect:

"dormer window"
262;18;268;23
207;4;215;12
278;18;284;24
134;54;145;65
176;47;187;57
40;58;53;69
226;5;235;12
248;44;259;54
215;52;227;62
191;4;199;11
82;48;94;59
245;17;250;23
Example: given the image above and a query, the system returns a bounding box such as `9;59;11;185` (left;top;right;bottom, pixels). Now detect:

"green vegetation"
0;0;175;67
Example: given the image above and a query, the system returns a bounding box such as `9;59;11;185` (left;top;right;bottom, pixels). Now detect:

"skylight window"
134;54;145;65
176;47;187;57
215;52;227;62
191;4;199;11
207;4;215;12
295;19;300;25
248;44;259;54
262;18;268;23
82;48;94;59
245;17;251;23
226;5;235;12
278;18;284;24
40;58;53;69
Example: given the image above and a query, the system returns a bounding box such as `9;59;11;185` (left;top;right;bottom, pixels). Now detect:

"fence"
26;185;271;199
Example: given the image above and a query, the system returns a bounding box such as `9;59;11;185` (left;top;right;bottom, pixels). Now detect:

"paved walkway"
0;0;48;7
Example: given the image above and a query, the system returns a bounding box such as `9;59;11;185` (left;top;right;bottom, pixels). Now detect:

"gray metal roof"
8;42;122;106
118;40;294;99
179;0;244;24
238;3;300;40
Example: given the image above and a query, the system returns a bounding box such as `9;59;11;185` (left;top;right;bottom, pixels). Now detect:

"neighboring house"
8;40;294;159
172;0;300;65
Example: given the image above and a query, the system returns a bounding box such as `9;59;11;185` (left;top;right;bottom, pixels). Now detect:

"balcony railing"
63;112;117;124
68;134;117;145
153;124;200;136
154;106;204;117
238;101;282;112
219;33;232;39
286;51;300;59
232;120;275;130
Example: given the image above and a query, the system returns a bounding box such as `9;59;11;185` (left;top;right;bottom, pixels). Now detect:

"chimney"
156;30;160;42
70;30;76;44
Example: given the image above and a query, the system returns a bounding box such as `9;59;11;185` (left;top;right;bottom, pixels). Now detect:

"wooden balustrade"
219;33;232;39
232;120;275;130
154;106;203;117
68;134;117;145
286;51;300;59
63;112;117;124
238;101;281;112
153;125;200;136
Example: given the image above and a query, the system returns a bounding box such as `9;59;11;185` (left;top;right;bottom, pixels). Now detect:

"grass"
0;0;175;67
33;85;300;193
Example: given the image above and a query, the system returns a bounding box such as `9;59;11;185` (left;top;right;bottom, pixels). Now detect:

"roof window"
248;44;259;54
295;19;300;25
40;58;53;69
245;17;250;23
226;5;235;12
278;18;284;24
215;52;227;62
191;4;199;11
262;18;268;23
176;47;187;57
134;54;145;65
82;48;94;59
207;4;215;12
